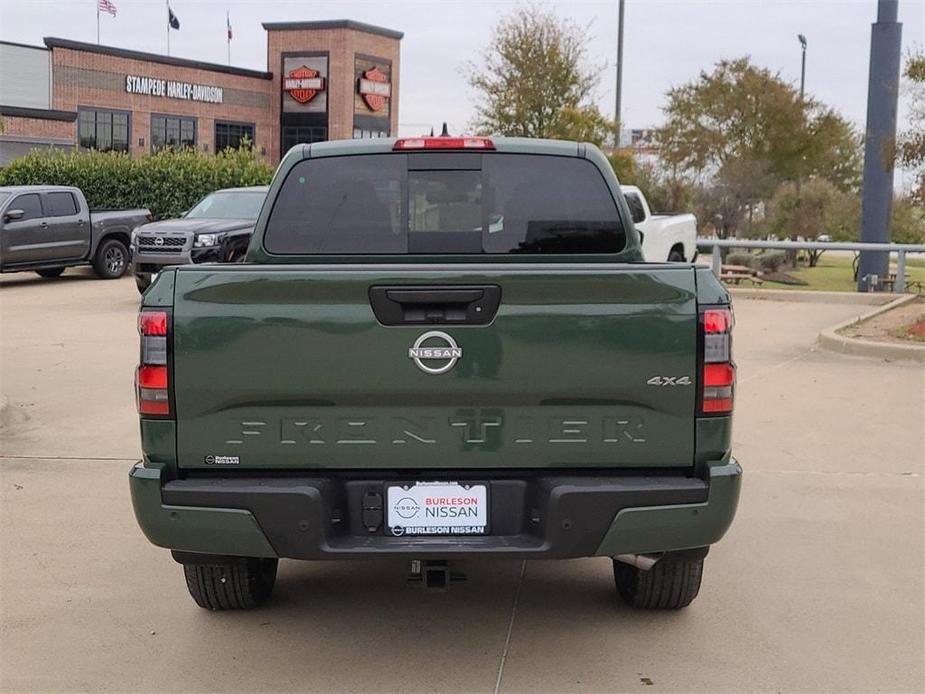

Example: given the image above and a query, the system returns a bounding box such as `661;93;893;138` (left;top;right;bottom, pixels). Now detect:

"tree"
607;149;637;183
899;50;925;204
758;179;859;265
759;179;924;265
890;196;925;245
680;158;778;241
467;6;614;147
657;58;861;192
628;161;695;215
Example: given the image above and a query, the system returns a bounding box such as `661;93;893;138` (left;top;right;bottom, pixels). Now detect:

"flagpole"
227;11;231;66
97;4;100;44
166;0;170;56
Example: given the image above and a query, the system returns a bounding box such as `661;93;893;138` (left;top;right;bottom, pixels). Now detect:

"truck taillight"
700;307;735;415
393;137;495;150
136;309;171;416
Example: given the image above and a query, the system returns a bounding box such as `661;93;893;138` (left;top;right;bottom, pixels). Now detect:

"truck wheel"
35;267;65;278
135;274;151;294
92;238;129;279
613;556;703;609
668;248;685;262
182;557;278;610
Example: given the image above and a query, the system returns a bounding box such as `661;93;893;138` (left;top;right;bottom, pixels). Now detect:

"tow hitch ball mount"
408;560;467;591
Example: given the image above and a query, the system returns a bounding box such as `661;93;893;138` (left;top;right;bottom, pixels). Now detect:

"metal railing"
696;239;925;293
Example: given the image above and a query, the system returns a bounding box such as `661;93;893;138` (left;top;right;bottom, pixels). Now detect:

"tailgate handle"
385;288;484;305
369;285;501;325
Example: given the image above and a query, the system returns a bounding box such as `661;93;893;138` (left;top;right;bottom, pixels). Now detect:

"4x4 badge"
408;331;462;375
647;376;692;386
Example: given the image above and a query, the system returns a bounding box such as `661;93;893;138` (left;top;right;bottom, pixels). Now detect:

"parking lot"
1;269;922;693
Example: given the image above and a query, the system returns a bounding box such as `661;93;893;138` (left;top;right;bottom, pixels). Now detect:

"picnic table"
720;264;764;286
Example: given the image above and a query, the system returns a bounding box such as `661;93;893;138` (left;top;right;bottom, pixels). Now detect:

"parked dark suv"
131;186;268;293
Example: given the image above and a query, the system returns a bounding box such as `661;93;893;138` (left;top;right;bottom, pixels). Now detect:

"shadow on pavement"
0;267;110;289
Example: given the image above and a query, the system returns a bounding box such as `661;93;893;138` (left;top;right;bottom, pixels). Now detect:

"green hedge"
0;147;274;219
725;252;754;268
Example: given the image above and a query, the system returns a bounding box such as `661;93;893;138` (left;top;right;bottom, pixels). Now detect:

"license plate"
386;482;488;536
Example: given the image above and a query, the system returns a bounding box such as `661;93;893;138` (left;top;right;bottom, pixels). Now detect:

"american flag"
98;0;117;17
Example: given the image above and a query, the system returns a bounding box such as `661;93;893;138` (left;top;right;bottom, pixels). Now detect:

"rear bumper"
130;460;741;560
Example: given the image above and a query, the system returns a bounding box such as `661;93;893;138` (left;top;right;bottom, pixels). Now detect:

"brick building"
0;20;401;166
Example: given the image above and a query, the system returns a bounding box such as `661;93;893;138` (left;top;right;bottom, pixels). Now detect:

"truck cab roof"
248;135;641;263
293;135;584;161
0;184;81;194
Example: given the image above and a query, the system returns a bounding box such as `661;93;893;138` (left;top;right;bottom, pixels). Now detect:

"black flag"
168;7;180;30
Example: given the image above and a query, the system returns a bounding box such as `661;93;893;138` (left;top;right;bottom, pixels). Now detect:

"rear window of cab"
264;153;626;255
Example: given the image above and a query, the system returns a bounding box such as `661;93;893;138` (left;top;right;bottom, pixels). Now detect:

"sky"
0;1;922;162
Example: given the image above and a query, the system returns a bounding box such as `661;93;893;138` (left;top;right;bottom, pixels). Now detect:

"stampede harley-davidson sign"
358;66;392;112
284;65;326;104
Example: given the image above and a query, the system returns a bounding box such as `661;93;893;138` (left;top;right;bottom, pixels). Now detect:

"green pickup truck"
130;135;741;611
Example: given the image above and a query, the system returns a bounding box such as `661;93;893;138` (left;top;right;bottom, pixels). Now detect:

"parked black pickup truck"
131;186;268;293
0;185;151;279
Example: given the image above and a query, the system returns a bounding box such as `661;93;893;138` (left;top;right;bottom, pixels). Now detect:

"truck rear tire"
613;556;703;609
35;267;65;278
668;248;685;262
92;238;129;279
182;557;278;610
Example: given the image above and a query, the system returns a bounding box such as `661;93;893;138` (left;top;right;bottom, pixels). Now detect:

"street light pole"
858;0;903;291
614;0;625;148
798;34;807;98
792;33;807;266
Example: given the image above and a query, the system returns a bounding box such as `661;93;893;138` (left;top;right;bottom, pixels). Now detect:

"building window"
281;126;327;153
78;109;129;152
151;116;196;150
352;128;389;139
215;122;255;151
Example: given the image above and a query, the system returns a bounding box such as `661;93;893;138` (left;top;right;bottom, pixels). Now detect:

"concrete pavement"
1;269;922;693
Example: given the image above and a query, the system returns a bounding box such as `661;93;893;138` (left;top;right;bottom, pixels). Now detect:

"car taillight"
700;307;735;415
393;137;495;150
136;309;171;416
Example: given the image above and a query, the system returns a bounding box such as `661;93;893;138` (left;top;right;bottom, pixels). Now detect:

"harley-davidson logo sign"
284;65;325;104
358;66;391;112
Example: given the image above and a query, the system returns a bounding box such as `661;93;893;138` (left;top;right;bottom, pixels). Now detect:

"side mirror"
3;209;25;222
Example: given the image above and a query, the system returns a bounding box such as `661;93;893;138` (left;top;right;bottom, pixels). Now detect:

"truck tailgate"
172;264;698;470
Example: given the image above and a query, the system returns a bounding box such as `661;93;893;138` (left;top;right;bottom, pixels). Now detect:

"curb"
729;288;896;305
818;294;925;362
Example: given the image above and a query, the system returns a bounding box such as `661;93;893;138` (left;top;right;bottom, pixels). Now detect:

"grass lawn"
760;252;925;292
